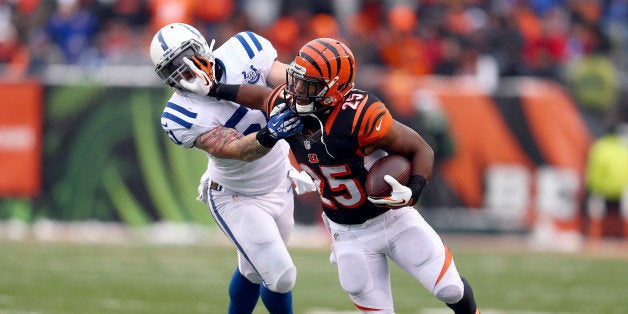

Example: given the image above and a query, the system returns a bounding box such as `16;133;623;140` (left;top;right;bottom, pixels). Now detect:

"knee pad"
270;265;296;294
337;252;372;295
435;284;464;304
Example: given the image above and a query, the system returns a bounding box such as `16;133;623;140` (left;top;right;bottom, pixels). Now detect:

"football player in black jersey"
184;37;480;314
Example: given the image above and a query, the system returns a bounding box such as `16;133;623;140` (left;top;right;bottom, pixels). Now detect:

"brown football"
365;154;412;197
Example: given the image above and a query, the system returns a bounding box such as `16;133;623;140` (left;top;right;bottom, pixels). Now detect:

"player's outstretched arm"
194;108;302;161
208;83;271;112
195;126;270;162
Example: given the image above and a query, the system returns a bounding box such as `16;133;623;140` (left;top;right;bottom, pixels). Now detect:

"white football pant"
207;177;296;293
323;207;464;313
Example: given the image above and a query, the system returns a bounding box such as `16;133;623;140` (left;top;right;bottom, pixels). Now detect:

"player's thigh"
270;191;295;243
235;203;295;290
330;224;387;294
332;237;393;311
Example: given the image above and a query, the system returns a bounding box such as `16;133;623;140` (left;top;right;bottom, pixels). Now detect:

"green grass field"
0;236;626;314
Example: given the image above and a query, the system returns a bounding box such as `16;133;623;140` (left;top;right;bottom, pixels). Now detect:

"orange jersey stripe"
351;97;369;133
434;244;453;288
356;101;393;148
266;84;287;116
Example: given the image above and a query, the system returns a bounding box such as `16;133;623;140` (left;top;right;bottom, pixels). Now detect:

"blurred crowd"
0;0;627;120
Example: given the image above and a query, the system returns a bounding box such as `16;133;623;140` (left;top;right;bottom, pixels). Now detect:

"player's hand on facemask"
288;167;317;195
179;54;216;96
367;175;413;208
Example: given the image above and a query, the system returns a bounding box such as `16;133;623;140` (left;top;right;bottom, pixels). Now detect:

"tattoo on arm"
195;125;271;161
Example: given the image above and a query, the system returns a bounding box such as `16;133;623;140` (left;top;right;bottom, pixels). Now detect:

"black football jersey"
266;85;394;224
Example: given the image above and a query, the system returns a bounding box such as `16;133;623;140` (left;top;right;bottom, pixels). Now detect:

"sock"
446;277;478;314
260;284;293;314
228;268;260;314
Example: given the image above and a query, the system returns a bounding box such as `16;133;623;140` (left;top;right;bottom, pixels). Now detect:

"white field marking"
422;308;576;314
306;311;359;314
304;309;577;314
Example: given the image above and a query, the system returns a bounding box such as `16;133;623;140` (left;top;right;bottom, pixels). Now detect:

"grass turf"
0;238;626;313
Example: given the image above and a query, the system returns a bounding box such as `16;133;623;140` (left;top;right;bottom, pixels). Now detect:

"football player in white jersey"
149;23;314;314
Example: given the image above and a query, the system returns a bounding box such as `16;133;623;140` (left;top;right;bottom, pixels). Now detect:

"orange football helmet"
285;38;356;116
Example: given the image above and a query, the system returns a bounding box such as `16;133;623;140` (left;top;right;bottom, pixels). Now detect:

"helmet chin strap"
295;102;314;114
321;77;338;105
305;112;334;158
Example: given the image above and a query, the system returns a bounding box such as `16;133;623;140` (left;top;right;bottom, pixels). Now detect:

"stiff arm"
194;125;271;162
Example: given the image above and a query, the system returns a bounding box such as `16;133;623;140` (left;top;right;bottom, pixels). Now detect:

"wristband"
208;83;240;101
255;127;278;148
407;175;427;205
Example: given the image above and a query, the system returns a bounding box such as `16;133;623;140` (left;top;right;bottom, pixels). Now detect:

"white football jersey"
160;31;290;195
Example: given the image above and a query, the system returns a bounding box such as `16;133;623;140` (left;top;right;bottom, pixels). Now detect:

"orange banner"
0;81;42;197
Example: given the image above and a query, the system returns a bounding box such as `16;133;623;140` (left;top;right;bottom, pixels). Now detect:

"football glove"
269;102;288;117
367;175;413;208
256;110;303;148
288;167;317;195
179;54;216;96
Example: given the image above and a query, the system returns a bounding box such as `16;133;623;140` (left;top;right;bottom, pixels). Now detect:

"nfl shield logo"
304;140;311;150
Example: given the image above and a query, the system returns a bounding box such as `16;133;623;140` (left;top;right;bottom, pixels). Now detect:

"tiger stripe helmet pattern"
286;38;356;116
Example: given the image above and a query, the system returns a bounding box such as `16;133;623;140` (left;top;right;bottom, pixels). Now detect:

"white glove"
367;175;413;208
179;56;215;95
196;172;210;204
288;167;317;195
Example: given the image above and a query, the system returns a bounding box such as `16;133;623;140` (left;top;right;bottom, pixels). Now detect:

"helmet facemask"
285;61;337;117
155;39;214;90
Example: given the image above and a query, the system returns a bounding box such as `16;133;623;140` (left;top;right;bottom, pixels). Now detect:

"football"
365;154;412;197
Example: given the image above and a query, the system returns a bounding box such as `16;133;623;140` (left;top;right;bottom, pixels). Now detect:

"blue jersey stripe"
242;124;261;135
245;31;263;51
166;102;197;118
224;106;249;129
235;33;254;58
162;112;193;129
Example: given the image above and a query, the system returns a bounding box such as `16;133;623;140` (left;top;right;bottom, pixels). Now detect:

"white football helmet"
149;23;215;90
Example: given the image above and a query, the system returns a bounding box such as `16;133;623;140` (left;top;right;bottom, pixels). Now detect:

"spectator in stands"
433;36;499;94
378;5;432;76
148;0;195;33
95;0;149;28
264;16;301;62
342;1;384;66
523;6;569;82
485;14;526;77
566;22;619;137
43;0;99;64
98;18;148;66
601;0;628;68
0;10;29;78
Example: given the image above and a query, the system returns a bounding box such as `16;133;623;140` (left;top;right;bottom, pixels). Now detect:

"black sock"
446;276;478;314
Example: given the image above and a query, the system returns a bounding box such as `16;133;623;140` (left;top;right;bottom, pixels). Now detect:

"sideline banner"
0;81;42;197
